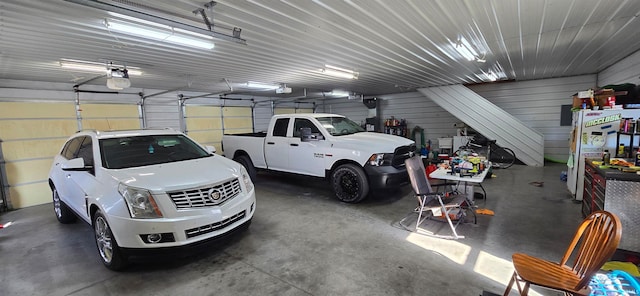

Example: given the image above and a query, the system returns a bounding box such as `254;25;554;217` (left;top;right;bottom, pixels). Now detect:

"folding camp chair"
399;155;468;239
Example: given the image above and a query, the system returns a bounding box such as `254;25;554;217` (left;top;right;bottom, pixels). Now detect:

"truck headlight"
118;184;163;219
240;166;254;192
368;153;390;166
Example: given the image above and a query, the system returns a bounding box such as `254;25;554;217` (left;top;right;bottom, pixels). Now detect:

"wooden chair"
503;210;622;296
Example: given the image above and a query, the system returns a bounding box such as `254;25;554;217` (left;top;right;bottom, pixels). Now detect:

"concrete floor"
0;163;582;296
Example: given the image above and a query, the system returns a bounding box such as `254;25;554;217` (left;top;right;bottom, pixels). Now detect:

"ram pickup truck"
222;113;415;203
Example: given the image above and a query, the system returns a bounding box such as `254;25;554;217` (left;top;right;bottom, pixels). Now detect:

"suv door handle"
290;143;299;146
267;142;275;145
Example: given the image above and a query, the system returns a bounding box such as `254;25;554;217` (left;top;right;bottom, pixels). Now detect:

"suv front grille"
167;178;241;209
185;210;246;238
391;144;417;168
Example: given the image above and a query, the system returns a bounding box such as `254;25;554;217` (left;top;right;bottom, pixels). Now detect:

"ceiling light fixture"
105;18;215;50
59;59;142;75
320;64;359;79
245;81;281;90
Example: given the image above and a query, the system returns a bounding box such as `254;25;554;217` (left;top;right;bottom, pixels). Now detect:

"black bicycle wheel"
491;146;516;169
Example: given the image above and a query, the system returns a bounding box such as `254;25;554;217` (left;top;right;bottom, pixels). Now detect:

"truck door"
288;118;328;177
264;117;290;171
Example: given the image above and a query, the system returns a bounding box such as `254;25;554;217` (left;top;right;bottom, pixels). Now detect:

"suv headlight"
240;166;254;192
368;153;391;166
118;184;163;219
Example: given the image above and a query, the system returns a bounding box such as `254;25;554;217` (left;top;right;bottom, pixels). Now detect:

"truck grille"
391;144;417;168
167;178;241;209
185;210;246;238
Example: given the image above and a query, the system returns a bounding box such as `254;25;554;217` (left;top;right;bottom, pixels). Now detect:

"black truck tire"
331;164;369;203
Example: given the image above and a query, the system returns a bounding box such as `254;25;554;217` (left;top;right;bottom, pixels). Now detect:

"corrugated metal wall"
319;98;370;127
598;50;640;86
468;75;597;162
318;75;597;163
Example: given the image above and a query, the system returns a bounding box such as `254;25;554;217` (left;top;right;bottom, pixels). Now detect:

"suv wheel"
93;211;128;270
52;187;76;224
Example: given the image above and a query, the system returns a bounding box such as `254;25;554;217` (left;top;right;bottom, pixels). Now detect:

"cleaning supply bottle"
603;150;610;165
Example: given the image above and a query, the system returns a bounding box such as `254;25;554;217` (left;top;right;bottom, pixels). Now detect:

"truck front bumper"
364;164;409;189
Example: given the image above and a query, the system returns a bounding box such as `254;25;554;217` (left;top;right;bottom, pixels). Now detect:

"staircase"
418;85;544;167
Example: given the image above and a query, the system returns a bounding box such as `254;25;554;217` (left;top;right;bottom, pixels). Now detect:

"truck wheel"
331;164;369;203
93;210;128;271
52;186;77;224
234;155;257;181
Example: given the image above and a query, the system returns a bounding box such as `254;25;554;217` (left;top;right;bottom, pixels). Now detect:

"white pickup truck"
222;113;415;203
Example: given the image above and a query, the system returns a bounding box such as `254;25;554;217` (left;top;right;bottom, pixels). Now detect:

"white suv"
48;129;256;270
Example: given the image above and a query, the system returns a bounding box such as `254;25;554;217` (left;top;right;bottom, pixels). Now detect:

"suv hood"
106;156;240;192
334;132;414;152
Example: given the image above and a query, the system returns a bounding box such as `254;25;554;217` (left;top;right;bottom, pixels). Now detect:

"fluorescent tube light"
328;90;350;97
246;82;280;89
321;64;359;79
105;18;215;50
59;59;142;75
455;37;480;61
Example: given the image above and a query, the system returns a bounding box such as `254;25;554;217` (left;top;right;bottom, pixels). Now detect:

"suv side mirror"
205;145;217;154
61;158;92;171
300;127;324;142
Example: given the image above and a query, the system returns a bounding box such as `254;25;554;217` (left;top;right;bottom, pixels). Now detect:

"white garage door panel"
9;183;50;208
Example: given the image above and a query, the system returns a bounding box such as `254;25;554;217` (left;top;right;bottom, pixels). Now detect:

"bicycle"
454;135;516;169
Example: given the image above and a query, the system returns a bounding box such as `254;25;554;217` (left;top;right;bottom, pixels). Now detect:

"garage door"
185;106;252;153
274;107;314;114
0;102;77;208
79;103;141;130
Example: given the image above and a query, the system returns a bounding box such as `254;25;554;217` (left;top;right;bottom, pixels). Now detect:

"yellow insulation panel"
186;106;221;117
186;117;222;130
0;102;76;118
5;159;52;185
82;118;140;130
274;108;296;115
223;117;252;129
79;104;139;118
9;183;51;208
297;108;313;113
222;106;251;117
0;119;77;140
2;139;66;161
188;130;223;145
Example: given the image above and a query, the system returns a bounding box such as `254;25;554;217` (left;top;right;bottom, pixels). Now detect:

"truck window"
293;118;320;137
272;118;290;137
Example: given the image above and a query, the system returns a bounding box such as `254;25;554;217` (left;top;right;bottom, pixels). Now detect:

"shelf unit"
615;131;639;158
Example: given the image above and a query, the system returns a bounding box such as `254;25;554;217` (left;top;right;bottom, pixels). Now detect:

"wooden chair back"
560;210;622;290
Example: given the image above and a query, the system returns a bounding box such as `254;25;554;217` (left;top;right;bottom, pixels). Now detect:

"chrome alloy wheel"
94;215;114;264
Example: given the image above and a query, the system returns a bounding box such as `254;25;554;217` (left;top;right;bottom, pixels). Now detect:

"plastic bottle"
603;150;610;165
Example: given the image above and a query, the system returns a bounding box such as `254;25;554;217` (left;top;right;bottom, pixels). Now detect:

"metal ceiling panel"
1;0;640;98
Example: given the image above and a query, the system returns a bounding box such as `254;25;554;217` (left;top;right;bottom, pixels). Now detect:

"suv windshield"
316;117;365;136
100;135;211;169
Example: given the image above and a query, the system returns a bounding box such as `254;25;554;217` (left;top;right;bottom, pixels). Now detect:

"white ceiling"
1;0;640;99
